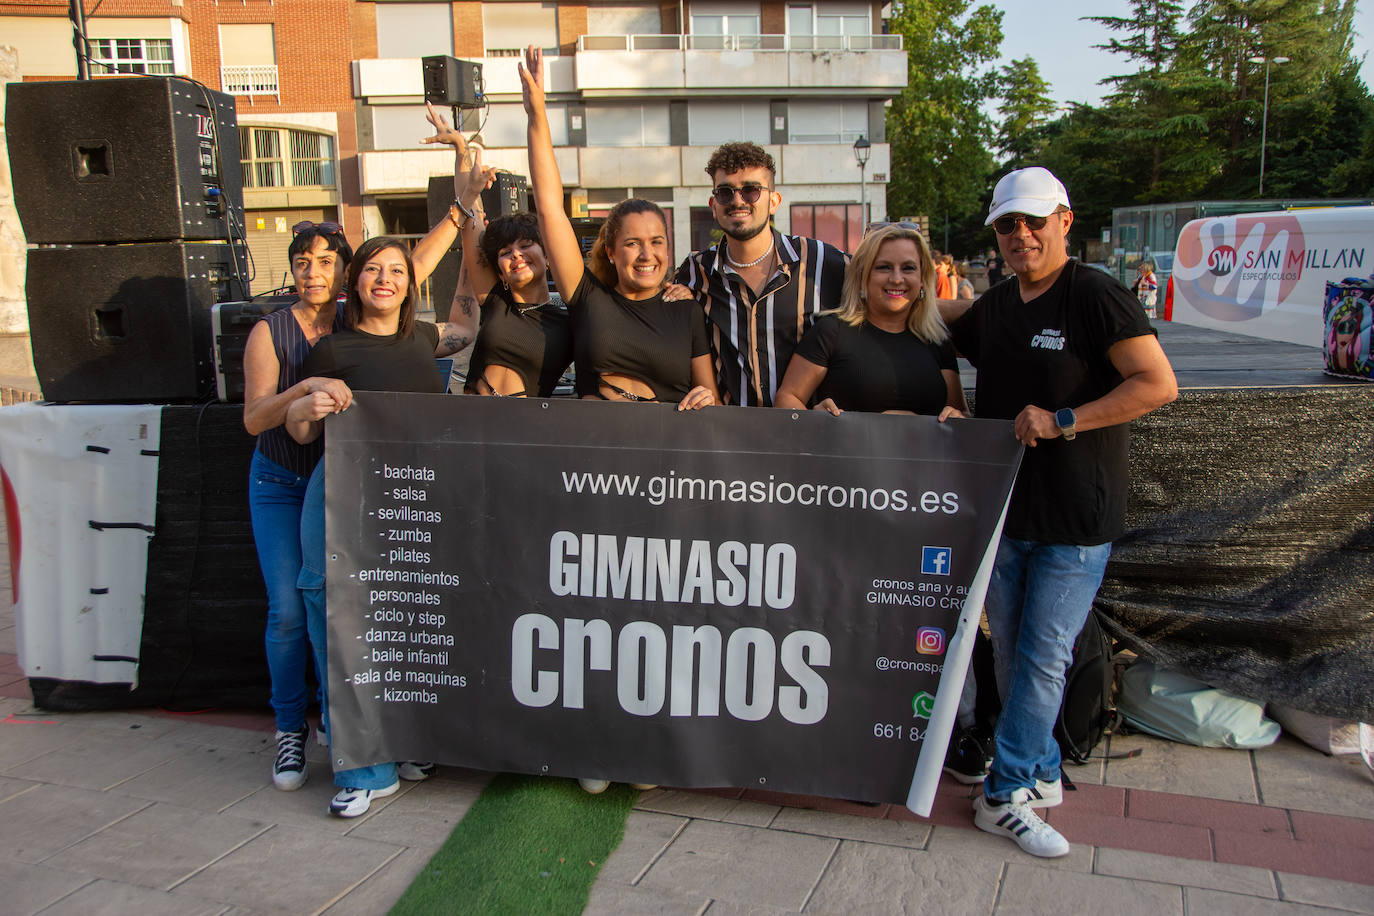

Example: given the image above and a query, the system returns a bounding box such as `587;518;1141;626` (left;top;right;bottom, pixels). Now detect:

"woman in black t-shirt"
775;224;967;418
520;45;719;409
284;237;458;819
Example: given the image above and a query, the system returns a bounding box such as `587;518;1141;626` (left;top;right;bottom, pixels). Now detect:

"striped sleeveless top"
254;305;344;476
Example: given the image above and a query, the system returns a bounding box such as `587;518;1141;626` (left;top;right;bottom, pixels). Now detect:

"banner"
323;395;1020;809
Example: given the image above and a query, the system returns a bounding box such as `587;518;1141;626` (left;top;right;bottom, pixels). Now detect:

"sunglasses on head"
992;213;1055;235
712;184;769;206
292;220;344;236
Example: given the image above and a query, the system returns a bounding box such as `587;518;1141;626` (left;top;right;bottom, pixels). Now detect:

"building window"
240;127;336;189
89;38;173;75
586;103;670;147
791;203;864;254
787;99;869;144
219;24;278;102
376;3;454;58
483;2;559;57
788;3;873;49
690;2;761;48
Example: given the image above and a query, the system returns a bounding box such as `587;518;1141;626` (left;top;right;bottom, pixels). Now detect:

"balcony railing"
221;65;280;104
577;34;903;52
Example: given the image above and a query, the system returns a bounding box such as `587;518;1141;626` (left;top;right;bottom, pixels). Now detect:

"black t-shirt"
570;272;711;402
465;287;573;397
300;321;443;394
948;260;1155;545
793;314;957;415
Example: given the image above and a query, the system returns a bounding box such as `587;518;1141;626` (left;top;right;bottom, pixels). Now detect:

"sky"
990;0;1374;109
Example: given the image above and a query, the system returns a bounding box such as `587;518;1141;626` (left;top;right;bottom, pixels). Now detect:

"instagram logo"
916;626;946;655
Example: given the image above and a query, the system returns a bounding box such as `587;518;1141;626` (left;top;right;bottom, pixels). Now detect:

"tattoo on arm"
455;294;476;318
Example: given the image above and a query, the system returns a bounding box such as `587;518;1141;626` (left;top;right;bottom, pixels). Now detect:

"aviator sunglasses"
712;184;770;206
992;213;1058;235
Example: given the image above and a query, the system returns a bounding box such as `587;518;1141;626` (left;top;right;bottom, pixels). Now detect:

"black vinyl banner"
324;395;1021;804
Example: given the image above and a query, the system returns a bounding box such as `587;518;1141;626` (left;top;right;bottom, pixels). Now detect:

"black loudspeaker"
27;242;249;402
481;172;529;218
422;56;484;108
6;78;244;245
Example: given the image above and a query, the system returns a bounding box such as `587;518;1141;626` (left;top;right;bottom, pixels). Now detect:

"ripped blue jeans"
983;535;1111;801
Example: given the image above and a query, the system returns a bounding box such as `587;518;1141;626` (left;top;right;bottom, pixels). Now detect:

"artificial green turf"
390;775;636;916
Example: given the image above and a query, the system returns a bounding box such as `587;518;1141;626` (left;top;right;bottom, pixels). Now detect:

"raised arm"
435;255;479;356
520;45;585;299
411;102;474;285
457;145;499;300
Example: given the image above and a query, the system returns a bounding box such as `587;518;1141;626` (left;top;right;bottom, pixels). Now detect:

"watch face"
1056;408;1075;429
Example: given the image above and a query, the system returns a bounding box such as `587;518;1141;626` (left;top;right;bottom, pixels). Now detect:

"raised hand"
518;45;545;114
420;101;467;155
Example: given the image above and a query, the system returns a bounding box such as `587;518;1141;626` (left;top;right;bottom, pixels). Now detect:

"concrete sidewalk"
0;511;1371;913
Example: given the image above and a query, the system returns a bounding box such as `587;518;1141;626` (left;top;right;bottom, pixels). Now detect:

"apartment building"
2;1;904;294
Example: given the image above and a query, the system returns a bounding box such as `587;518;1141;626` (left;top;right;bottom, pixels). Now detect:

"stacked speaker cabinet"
6;77;249;402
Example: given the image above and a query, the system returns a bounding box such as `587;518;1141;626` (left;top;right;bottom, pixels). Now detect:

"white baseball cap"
985;167;1071;226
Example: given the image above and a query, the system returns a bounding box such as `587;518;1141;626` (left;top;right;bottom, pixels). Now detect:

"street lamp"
1249;55;1289;197
853;135;871;226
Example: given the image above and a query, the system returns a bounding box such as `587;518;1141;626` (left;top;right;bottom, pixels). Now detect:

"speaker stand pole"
68;0;89;80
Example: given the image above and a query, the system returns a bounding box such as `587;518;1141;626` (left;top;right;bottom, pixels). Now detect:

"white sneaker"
329;781;399;818
1024;777;1062;808
973;790;1070;858
272;725;309;791
397;761;436;781
578;778;610;794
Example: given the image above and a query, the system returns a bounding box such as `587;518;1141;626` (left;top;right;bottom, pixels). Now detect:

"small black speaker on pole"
422;56;485;108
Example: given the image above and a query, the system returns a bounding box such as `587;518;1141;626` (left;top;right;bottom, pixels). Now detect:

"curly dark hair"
703;142;776;182
478;212;543;271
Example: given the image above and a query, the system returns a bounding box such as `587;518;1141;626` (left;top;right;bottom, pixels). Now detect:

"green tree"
884;0;1003;251
995;57;1056;169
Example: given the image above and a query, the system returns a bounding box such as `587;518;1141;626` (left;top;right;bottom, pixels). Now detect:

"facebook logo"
921;546;952;576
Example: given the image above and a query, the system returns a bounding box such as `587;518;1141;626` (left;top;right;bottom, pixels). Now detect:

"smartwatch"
1055;407;1077;441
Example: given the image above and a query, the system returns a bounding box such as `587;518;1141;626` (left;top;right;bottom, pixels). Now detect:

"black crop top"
464;287;573;397
569;272;710;402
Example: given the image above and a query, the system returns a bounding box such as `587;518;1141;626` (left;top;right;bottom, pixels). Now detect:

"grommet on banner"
790;413;800;420
541;402;549;409
541;764;549;772
758;777;767;784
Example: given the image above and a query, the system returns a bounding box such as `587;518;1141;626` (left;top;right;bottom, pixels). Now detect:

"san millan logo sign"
1175;214;1366;322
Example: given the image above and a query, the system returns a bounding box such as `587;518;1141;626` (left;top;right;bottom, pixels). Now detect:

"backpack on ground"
1054;609;1115;764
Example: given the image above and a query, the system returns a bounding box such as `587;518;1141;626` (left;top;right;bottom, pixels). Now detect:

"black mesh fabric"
1098;385;1374;722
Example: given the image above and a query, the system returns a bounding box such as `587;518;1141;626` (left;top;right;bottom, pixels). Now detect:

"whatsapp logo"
911;691;935;719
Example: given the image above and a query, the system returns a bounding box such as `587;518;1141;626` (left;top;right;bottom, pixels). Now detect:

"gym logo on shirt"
1030;328;1066;351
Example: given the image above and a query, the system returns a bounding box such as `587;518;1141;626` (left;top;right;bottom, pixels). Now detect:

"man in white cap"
941;167;1177;857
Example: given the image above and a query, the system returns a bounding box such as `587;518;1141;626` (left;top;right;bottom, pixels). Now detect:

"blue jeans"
299;464;398;791
249;451;314;733
983;535;1111;801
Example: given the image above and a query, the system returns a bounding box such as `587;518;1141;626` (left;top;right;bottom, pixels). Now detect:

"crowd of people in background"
240;46;1178;860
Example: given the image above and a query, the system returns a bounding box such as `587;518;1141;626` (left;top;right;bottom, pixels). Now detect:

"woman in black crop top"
775;224;967;419
520;45;719;410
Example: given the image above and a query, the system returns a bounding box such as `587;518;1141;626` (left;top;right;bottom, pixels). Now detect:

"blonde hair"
829;225;947;344
588;198;667;288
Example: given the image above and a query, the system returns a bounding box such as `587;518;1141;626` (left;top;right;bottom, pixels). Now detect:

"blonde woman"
775;224;966;418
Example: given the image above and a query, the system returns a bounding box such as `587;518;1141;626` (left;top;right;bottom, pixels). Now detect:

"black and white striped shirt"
676;230;848;407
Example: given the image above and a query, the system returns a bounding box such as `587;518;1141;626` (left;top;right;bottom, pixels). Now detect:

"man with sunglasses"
675;142;848;406
941;167;1177;858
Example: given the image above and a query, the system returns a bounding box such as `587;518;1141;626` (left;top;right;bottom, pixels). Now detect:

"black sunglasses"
292;220;344;236
992;213;1053;235
712;184;769;206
